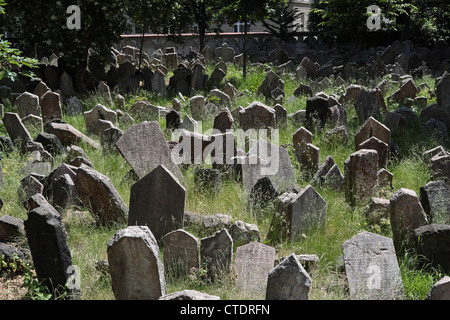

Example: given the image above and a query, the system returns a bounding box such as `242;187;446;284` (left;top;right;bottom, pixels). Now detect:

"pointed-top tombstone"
128;164;186;241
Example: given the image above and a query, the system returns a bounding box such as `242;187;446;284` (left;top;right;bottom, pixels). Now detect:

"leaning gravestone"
200;229;233;281
266;253;311;300
420;180;450;224
24;205;74;295
234;242;276;297
15;91;40;119
115;121;183;182
2;112;32;152
40;91;62;123
107;226;166;300
389;188;429;254
341;231;404;300
355;116;391;158
128;164;186;241
162;229;199;276
75;164;128;225
83;104;117;134
426;276;450;300
239;101;276;131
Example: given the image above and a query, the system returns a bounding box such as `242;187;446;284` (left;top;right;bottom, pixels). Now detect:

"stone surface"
15;92;40;119
344;149;379;206
355;117;391;158
2;112;32;152
45;122;100;149
40;91;62;123
426;276;450;300
75;164;128;225
24;205;74;294
115;121;183;182
200;229;233;280
128;164;186;241
234;242;276;297
342;231;404;300
83;104;117;134
389;188;429;254
107;226;166;300
266;253;311;300
162;229;199;276
239;101;276;131
159;289;220;300
412;224;450;274
420;180;450;224
0;215;25;241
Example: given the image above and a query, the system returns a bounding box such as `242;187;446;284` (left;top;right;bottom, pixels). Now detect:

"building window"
234;22;251;33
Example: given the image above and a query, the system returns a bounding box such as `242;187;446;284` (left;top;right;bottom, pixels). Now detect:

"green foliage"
262;0;304;42
308;0;416;48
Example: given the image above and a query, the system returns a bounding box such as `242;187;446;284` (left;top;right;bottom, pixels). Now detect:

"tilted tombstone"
389;188;429;254
200;229;233;281
426;276;450;300
266;253;311;300
234;242;276;297
15;91;40;119
357;136;389;168
162;229;199;276
342;231;404;300
75;164;128;225
115;121;183;182
2;112;32;153
354;88;381;122
24;205;75;295
419;180;450;224
107;226;166;300
239;101;276;131
128;164;186;241
355;116;391;158
83;104;117;134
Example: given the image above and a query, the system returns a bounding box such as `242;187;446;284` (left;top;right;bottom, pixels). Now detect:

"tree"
220;0;273;79
0;0;37;82
3;0;132;92
262;0;303;42
308;0;416;49
127;0;179;71
177;0;224;52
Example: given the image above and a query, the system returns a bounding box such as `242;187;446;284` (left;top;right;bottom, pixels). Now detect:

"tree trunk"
138;23;146;73
243;14;248;80
199;23;206;53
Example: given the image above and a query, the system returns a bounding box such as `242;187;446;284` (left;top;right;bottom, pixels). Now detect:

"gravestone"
162;229;199;276
426;276;450;300
18;174;44;203
115;121;183;182
239;101;276;131
15;92;40;119
128;164;186;241
0;215;25;241
342;231;404;300
45;122;100;149
354;88;381;122
40;91;62;123
200;229;233;281
305;95;329;129
159;290;220;300
389;188;429;254
266;253;311;300
2;112;32;152
213;108;234;133
431;152;450;182
344;149;379;206
152;70;166;97
257;71;284;101
412;224;450;274
24;205;74;295
357;136;389;168
435;71;450;110
166;110;181;130
234;242;276;297
66;96;83;116
355;117;391;157
107;226;166;300
419;180;450;224
83;104;117;134
75;164;128;225
190;95;206;120
228;220;260;245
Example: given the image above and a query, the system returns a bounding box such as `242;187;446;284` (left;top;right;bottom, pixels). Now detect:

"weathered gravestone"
15;92;40;119
354;88;381;122
242;140;296;195
0;215;25;242
45;122;100;149
355;116;391;160
162;229;199;276
83;104;117;134
419;180;450;224
389;188;429;254
426;276;450;300
107;226;166;300
411;224;450;275
200;229;233;281
2;112;32;152
271;185;327;241
128;164;186;241
40;91;62;123
265;253;311;300
115;121;183;182
239;101;276;131
75;164;128;225
341;231;404;300
234;242;276;298
24;205;75;295
344;149;379;206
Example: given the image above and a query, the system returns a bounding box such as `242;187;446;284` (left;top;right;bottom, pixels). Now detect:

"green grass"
0;61;448;300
